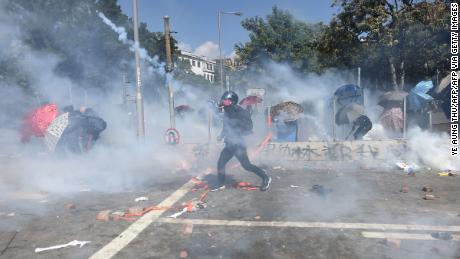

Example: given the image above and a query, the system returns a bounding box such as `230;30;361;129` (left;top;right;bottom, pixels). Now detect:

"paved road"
1;165;460;259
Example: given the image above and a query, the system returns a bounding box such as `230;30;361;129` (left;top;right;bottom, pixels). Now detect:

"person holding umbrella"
336;103;372;140
212;91;271;192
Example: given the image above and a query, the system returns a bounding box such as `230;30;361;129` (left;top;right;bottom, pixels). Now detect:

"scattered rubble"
438;171;456;177
168;208;188;218
422;186;433;192
35;240;90;253
310;185;331;197
424;194;435;200
65;203;76;210
395;162;416;175
126;207;144;215
110;211;125;221
400;184;409;193
384;238;401;249
179;250;188;258
233;182;258;191
431;232;453;240
96;210;112;221
134;196;149;202
182;223;194;235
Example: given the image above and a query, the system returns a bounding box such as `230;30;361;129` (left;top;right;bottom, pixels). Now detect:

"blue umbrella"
334;84;364;106
408;81;434;111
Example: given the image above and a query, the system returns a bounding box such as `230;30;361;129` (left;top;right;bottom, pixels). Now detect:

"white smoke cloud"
177;41;192;52
406;127;460;171
97;12;164;75
194;41;219;59
97;12;128;43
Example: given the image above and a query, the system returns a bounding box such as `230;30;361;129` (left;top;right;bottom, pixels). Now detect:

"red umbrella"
239;95;263;106
21;104;58;142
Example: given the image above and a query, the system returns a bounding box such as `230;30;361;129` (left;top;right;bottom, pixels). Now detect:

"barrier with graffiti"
179;139;407;162
258;139;406;161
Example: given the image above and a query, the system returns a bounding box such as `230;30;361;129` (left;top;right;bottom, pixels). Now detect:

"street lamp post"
218;11;242;92
132;0;145;138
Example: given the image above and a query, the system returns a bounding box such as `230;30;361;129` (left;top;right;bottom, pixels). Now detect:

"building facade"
178;51;216;82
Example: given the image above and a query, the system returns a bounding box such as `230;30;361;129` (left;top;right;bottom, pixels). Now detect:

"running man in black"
212;91;271;191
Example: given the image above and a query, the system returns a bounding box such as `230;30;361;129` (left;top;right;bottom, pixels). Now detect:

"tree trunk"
400;60;405;91
389;57;399;90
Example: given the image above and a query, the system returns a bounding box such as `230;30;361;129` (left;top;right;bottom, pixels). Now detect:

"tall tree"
317;0;449;90
236;6;324;73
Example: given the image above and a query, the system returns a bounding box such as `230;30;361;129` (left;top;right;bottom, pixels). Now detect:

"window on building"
192;60;196;66
197;61;201;68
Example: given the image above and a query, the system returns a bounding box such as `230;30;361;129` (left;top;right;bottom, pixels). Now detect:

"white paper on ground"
35;240;91;253
167;207;188;218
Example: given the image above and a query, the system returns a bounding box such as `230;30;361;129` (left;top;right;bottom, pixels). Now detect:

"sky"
118;0;338;59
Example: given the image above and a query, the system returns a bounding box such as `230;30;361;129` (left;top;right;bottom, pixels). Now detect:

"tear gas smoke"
0;1;456;236
98;12;165;75
0;3;212;204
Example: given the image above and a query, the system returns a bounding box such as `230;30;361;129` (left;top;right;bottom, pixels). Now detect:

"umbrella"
239;95;263;106
408;81;434;111
21;104;58;141
378;91;408;107
334;84;363;106
175;105;194;118
427;75;451;119
44;112;70;152
380;91;409;102
335;103;365;125
270;101;304;122
435;74;450;94
379;107;403;131
175;105;193;113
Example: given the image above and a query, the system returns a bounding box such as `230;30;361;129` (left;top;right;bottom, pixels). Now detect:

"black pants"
217;143;267;184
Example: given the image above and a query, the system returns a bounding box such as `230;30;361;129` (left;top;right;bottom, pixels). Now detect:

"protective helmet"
220;91;238;107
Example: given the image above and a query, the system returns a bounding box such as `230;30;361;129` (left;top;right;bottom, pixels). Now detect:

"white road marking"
156;218;460;232
362;231;460;241
89;180;196;259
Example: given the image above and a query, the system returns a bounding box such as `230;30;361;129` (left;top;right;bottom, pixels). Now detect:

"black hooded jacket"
221;105;253;144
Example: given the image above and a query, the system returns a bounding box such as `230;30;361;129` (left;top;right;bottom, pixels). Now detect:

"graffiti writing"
259;140;407;161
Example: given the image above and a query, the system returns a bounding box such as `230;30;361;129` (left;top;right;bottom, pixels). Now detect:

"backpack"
238;108;253;136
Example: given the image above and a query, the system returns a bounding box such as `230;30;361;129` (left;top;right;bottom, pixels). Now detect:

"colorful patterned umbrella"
379;107;404;131
21;104;58;142
270;101;304;122
44;112;70;152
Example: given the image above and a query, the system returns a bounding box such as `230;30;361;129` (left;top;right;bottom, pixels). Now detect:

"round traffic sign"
164;128;180;145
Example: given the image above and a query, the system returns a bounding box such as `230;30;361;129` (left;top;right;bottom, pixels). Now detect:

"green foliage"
236;6;325;73
317;0;449;90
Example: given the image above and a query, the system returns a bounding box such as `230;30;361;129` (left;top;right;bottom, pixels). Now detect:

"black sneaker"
210;184;225;192
260;176;271;191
